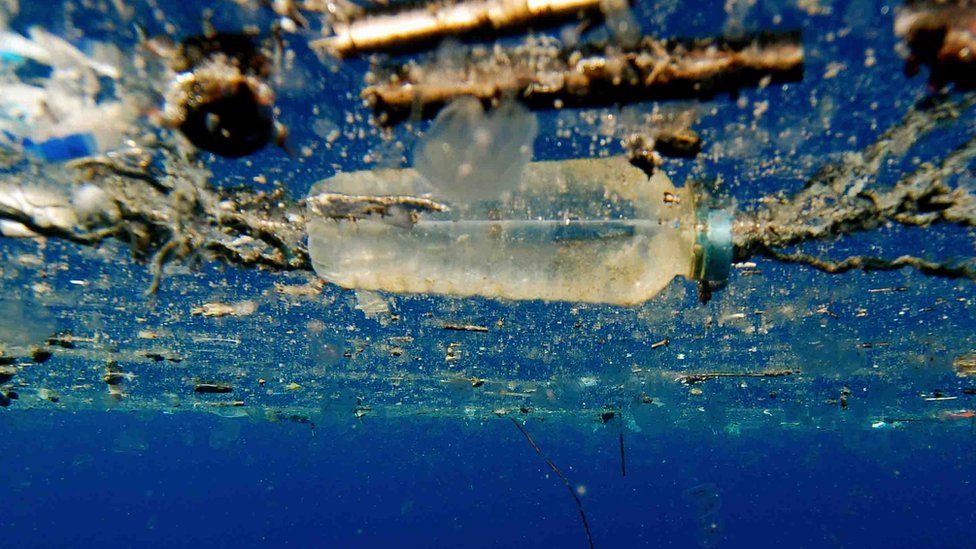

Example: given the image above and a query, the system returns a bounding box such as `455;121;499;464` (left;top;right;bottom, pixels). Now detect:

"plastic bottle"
306;156;732;306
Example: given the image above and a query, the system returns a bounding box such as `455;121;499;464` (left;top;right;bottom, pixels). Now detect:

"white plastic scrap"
0;182;77;237
24;26;120;78
0;26;133;161
0;28;52;64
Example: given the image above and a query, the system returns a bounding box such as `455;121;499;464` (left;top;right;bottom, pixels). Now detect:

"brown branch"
364;31;803;120
314;0;603;57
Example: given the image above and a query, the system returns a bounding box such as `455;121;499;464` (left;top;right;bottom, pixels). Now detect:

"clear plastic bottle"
307;156;731;306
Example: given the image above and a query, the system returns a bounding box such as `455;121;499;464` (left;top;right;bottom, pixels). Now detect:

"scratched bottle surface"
307;156;702;306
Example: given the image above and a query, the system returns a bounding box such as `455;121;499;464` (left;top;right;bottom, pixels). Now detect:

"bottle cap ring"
697;208;733;283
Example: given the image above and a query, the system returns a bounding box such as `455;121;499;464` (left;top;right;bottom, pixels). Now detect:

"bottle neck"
691;207;734;284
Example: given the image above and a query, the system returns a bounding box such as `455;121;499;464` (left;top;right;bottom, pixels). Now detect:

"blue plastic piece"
24;133;98;162
0;51;26;64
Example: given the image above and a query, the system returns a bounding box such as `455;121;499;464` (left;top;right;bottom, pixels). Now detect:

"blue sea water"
1;412;975;547
2;0;976;547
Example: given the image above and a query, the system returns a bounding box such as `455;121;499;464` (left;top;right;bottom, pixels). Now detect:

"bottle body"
307;156;700;306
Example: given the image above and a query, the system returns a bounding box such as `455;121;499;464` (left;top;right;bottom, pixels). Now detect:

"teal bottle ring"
696;208;733;283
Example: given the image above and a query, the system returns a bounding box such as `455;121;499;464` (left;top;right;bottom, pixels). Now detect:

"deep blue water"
2;412;975;548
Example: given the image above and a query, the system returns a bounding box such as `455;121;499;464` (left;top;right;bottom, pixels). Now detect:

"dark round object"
179;82;274;158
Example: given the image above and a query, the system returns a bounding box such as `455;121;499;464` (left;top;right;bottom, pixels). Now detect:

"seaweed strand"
511;418;595;549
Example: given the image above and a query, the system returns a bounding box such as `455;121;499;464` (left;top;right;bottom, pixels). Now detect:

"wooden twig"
676;370;796;385
313;0;602;57
364;32;803;118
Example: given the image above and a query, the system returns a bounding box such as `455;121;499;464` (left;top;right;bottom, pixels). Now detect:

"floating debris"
867;287;909;294
511;418;595;549
102;365;130;386
190;300;258;318
0;365;16;383
922;390;958;402
103;362;131;401
649;338;670;349
623;128;702;174
953;352;976;377
896;0;976;88
940;409;976;421
733;92;976;283
441;323;489;333
143;351;184;363
274;279;324;297
30;347;52;363
194;382;234;394
314;0;603;57
840;386;852;410
46;332;77;349
353;404;372;418
352;290;394;323
306;193;448;222
446;342;462;362
157;32;286;157
38;388;60;403
676;370;796;385
618;428;627;478
0;27;134;163
266;410;317;435
307;157;730;305
414;98;537;204
363;32;803;118
190;336;242;345
0;183;78;238
0;0;973;448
